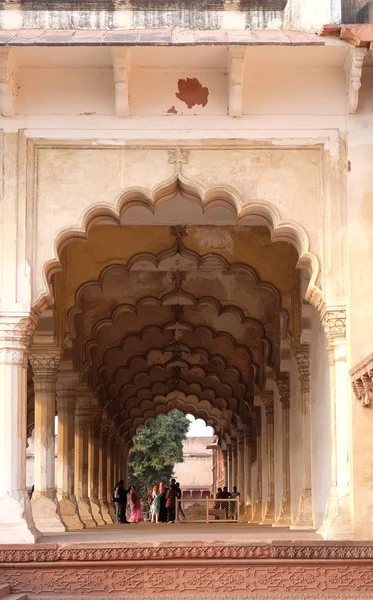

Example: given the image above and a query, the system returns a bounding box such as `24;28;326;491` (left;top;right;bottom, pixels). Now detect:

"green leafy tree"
127;410;190;500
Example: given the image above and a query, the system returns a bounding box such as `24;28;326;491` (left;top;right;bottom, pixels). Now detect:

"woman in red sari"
129;486;143;523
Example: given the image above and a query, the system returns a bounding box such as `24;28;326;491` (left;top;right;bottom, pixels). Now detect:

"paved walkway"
41;522;321;545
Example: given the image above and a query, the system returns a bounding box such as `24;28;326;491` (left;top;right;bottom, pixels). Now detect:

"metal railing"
176;497;240;523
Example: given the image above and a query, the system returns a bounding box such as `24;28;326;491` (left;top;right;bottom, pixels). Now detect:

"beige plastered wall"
347;68;373;539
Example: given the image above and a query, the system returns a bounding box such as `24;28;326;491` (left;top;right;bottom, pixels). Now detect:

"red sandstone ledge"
1;540;373;562
0;28;324;46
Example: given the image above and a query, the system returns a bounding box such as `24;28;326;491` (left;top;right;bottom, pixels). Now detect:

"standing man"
113;480;130;523
166;478;178;523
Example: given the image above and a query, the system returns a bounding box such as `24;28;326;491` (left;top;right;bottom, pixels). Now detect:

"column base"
31;493;66;533
260;496;275;525
90;498;105;526
250;498;263;523
77;497;98;528
273;494;292;527
292;487;314;529
108;502;116;522
241;501;252;522
59;495;85;530
0;491;41;544
100;501;114;524
317;488;354;540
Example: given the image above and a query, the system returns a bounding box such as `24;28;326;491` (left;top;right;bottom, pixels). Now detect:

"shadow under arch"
38;173;323;313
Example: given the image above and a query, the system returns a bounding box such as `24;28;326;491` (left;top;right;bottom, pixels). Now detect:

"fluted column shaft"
222;449;228;488
99;422;112;524
274;374;292;527
56;372;84;531
232;441;237;488
237;435;244;510
251;407;263;523
244;432;252;519
318;309;353;539
227;445;233;491
0;314;40;543
261;392;275;524
88;415;105;525
75;403;97;528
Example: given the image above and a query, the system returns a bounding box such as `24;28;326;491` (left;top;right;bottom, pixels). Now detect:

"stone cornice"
350;351;373;407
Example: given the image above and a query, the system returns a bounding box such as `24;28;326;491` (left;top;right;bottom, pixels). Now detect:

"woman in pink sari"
129;486;143;523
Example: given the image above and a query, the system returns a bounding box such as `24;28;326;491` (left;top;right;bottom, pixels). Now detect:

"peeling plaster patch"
193;227;234;255
167;106;178;114
176;78;209;109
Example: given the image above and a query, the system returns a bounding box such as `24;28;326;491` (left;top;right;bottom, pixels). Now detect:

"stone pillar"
88;414;105;526
318;308;353;539
251;408;263;523
261;392;275;524
292;344;314;529
29;346;66;532
243;431;252;520
0;314;40;543
75;403;97;528
227;445;233;490
222;449;228;488
237;434;244;512
274;373;292;527
106;427;116;521
56;372;84;530
232;440;237;487
99;421;112;524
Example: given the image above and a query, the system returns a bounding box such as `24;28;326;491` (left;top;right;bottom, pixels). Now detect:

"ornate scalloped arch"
38;175;322;312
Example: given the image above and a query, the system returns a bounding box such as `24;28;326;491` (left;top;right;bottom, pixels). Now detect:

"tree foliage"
127;410;190;500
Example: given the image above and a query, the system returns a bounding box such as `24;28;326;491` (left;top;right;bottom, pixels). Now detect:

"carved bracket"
276;373;290;408
228;47;247;118
350;351;373;408
0;48;14;117
111;48;130;117
344;47;366;115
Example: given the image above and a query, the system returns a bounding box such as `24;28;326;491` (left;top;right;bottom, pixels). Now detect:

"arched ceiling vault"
52;221;300;445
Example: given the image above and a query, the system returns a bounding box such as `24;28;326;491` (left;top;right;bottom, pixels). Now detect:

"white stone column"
75;404;97;528
56;372;84;530
0;314;40;543
222;449;228;488
29;347;65;532
292;344;314;529
261;392;275;524
106;427;116;521
274;373;292;527
99;421;112;524
232;440;237;487
89;414;105;526
318;308;353;539
237;433;244;512
251;408;263;523
243;431;252;520
227;445;233;491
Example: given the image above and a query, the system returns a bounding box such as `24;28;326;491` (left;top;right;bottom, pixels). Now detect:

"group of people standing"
113;478;183;524
146;479;183;523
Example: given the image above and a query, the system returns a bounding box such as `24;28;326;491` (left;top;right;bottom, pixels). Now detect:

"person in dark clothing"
220;486;231;519
215;486;223;510
158;482;167;522
175;481;186;520
166;479;178;523
113;480;130;523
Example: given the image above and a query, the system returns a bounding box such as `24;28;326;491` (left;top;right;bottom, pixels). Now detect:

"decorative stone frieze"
350;351;373;407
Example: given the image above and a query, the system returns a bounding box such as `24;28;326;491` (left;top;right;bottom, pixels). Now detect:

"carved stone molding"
262;391;274;423
276;373;290;408
295;344;310;394
344;46;367;114
228;47;246;117
111;48;130;117
0;48;14;117
0;313;37;351
350;350;373;407
29;348;61;392
321;308;346;343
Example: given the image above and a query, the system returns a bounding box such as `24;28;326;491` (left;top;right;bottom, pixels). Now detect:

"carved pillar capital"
30;347;61;392
322;307;346;344
276;373;290;408
295;343;311;393
262;391;274;423
0;312;38;365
